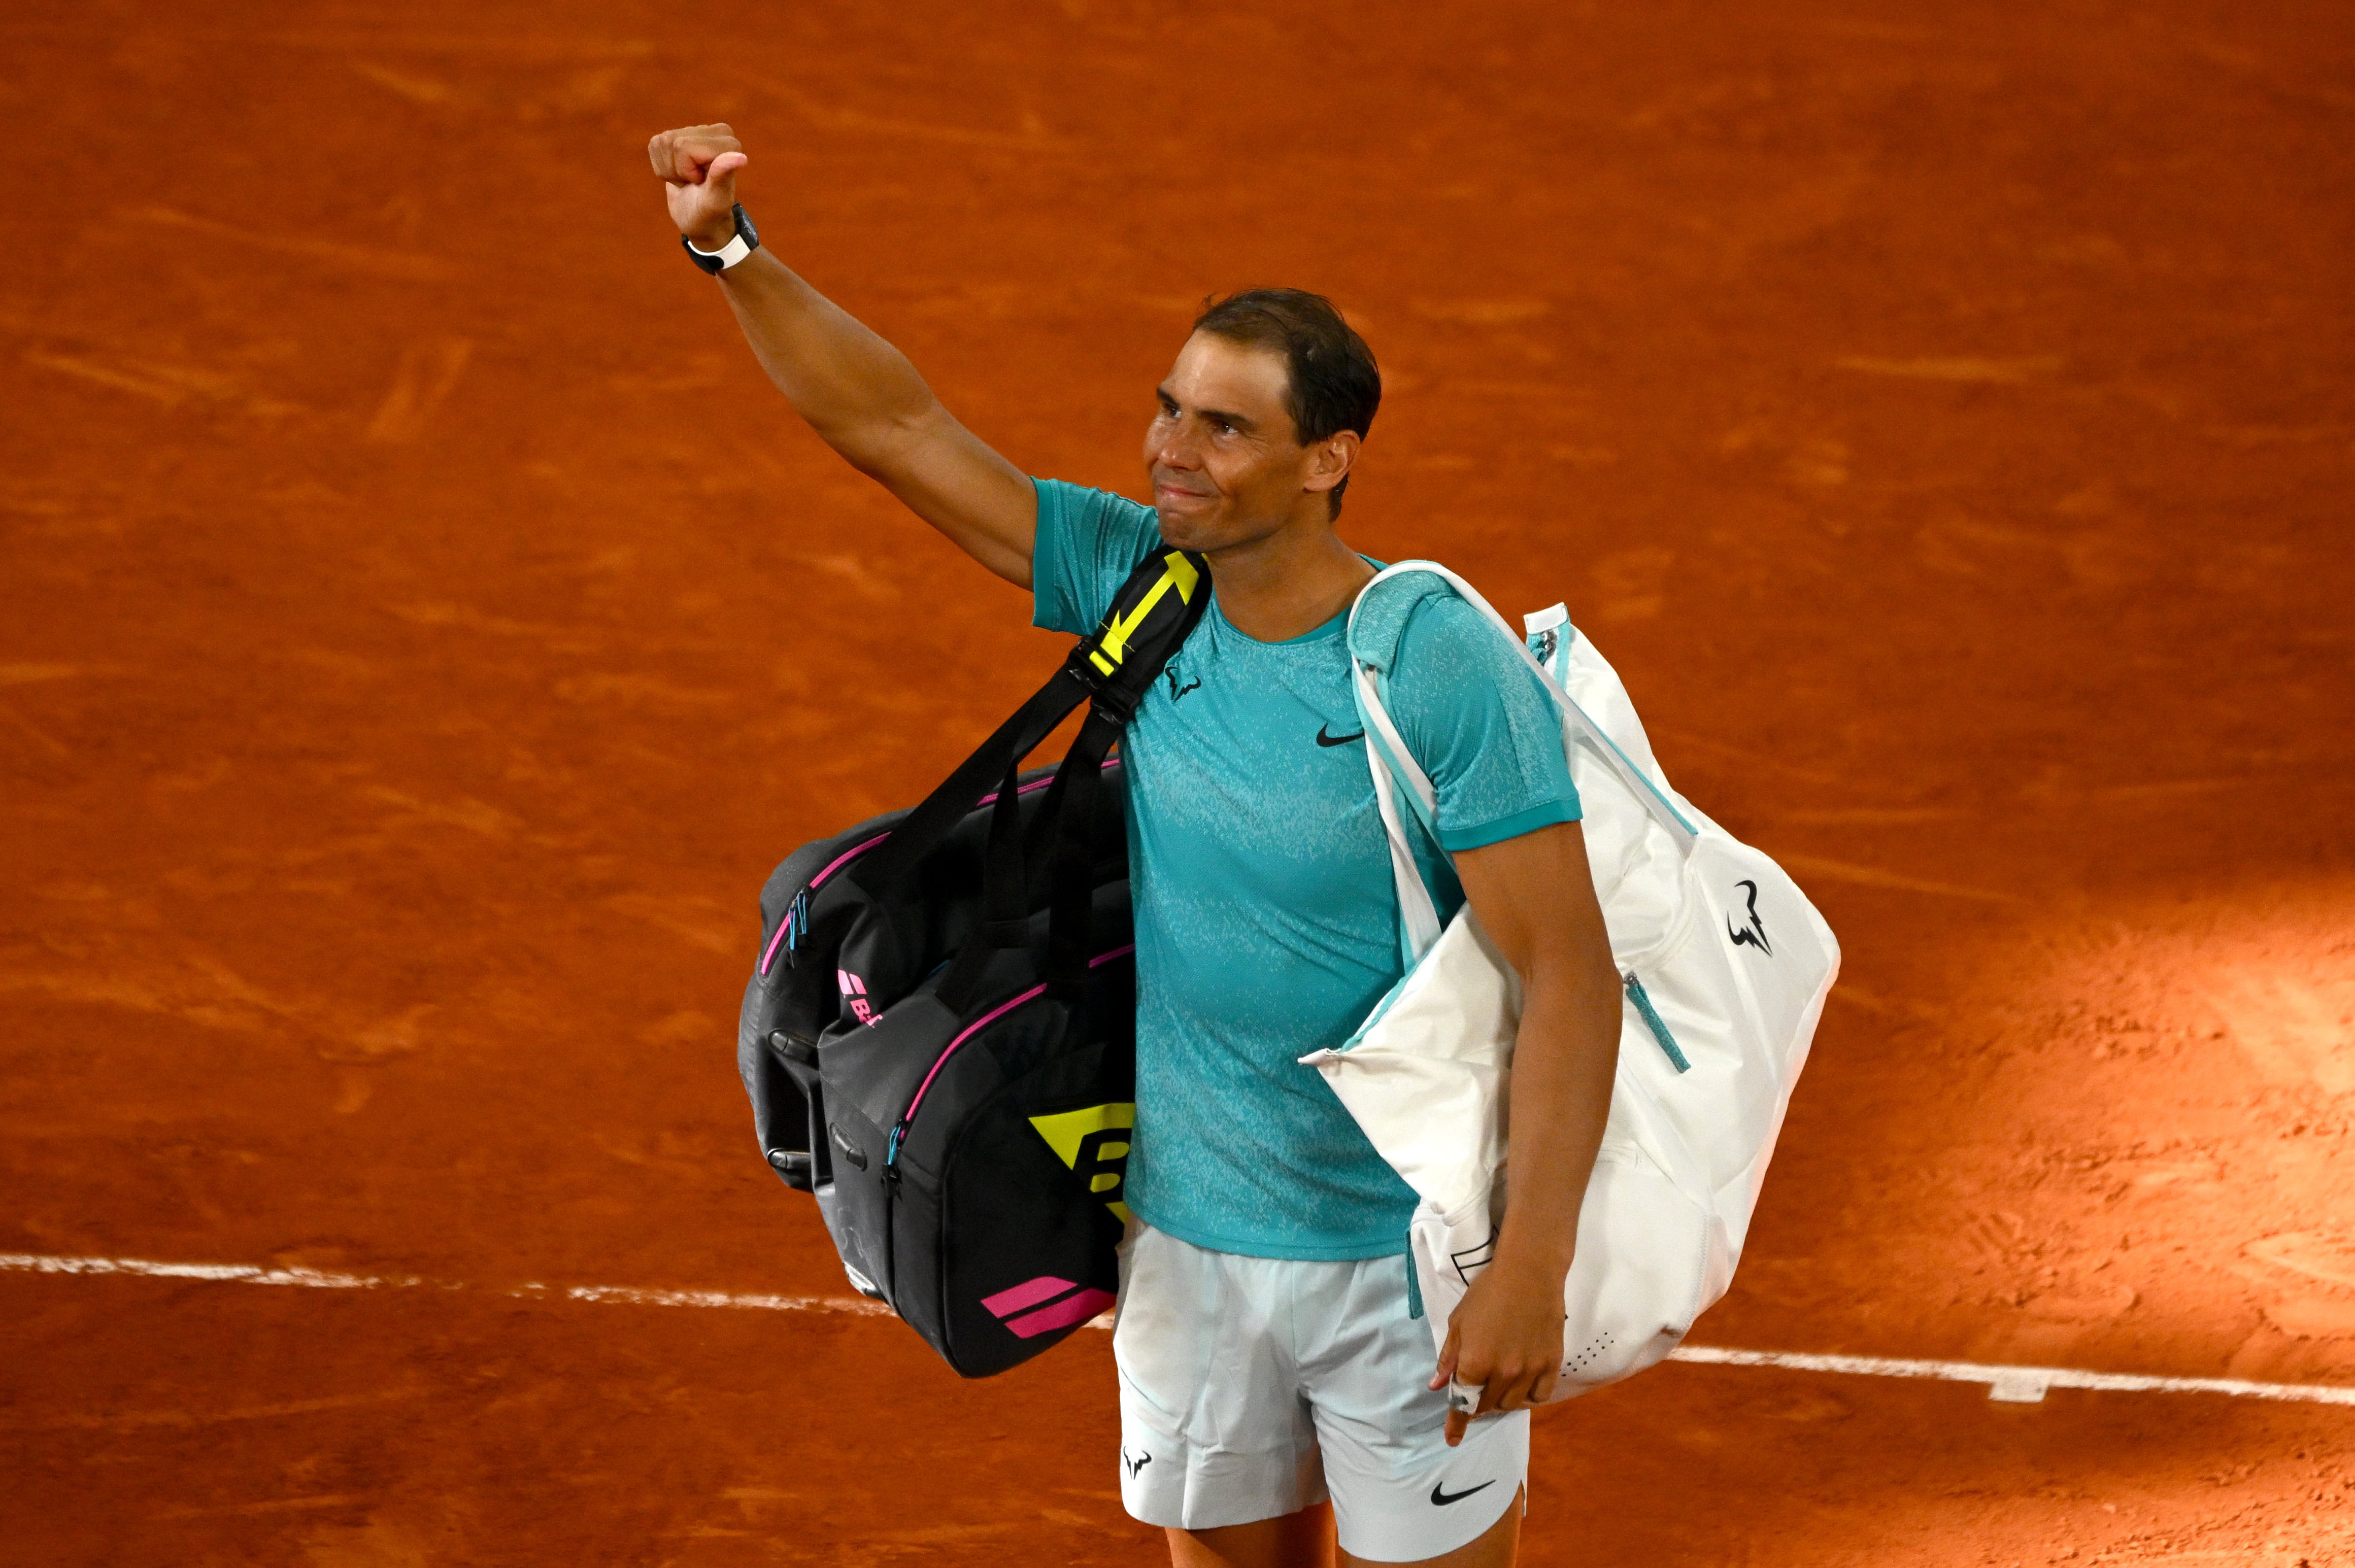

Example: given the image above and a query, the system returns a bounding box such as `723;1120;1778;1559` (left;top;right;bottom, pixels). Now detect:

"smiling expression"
1142;332;1354;553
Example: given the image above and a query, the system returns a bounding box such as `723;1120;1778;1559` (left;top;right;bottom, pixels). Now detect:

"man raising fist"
648;124;1624;1568
651;124;1040;586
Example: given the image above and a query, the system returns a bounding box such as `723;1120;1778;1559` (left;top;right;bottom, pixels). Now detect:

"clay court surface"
5;1;2353;1562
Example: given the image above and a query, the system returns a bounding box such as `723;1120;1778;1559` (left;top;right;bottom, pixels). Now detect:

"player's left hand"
1431;1250;1568;1447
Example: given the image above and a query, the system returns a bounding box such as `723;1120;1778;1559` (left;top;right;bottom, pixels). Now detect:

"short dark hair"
1191;288;1381;518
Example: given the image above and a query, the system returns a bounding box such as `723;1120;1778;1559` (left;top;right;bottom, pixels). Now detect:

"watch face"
734;203;759;247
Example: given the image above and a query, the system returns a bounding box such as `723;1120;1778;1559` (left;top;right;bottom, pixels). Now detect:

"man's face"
1143;332;1329;552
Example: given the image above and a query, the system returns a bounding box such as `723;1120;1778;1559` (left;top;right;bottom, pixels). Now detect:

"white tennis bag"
1300;562;1839;1406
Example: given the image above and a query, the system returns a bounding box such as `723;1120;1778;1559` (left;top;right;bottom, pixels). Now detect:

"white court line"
2;1254;396;1288
562;1281;888;1315
1663;1344;2355;1407
0;1252;890;1316
9;1252;2353;1408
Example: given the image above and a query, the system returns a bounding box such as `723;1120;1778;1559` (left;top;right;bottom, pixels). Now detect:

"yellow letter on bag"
1028;1103;1137;1223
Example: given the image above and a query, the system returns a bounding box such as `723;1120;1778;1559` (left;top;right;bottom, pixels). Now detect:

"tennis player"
651;124;1624;1568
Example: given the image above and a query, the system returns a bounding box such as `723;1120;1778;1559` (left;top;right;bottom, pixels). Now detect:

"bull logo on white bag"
1301;565;1839;1404
1727;880;1772;955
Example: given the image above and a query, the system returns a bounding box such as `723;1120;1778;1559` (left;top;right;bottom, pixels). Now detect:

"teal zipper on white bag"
1622;972;1691;1072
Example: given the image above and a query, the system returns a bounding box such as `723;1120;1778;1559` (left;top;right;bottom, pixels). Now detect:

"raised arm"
649;124;1038;588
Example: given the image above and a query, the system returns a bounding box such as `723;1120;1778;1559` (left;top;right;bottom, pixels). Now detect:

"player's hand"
648;123;749;250
1430;1250;1567;1447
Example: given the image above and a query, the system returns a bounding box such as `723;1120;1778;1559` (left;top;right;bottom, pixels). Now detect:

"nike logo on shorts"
1430;1478;1495;1507
1315;724;1366;747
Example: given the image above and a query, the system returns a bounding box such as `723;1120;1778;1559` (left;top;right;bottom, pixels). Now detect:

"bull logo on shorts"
1028;1102;1135;1224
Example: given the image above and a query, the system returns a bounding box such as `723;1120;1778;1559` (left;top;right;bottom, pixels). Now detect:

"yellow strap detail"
1090;553;1199;672
1161;550;1200;602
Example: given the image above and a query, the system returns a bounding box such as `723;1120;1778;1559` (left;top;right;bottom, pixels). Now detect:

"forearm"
1492;951;1621;1278
653;125;1036;582
1438;823;1621;1426
704;244;1037;585
713;250;944;472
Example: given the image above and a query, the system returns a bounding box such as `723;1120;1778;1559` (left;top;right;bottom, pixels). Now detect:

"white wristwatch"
684;203;760;275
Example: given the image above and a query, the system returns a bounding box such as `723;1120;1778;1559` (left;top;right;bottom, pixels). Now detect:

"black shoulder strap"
777;548;1207;1048
847;545;1207;901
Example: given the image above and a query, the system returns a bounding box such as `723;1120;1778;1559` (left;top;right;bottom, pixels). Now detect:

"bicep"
851;404;1038;589
1453;823;1613;988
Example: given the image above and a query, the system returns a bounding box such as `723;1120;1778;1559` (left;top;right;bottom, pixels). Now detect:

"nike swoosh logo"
1315;725;1366;747
1430;1479;1495;1507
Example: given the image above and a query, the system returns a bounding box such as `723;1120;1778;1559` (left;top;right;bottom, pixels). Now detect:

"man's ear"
1302;429;1361;497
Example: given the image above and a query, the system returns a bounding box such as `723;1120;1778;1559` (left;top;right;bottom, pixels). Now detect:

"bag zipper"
883;943;1136;1174
1623;971;1691;1073
760;835;890;976
785;890;809;966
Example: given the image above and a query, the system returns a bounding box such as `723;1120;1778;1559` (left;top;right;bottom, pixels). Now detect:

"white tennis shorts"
1112;1221;1529;1562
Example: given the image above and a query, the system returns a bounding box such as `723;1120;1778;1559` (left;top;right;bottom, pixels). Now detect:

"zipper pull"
785;890;810;966
1623;971;1692;1073
1524;603;1571;680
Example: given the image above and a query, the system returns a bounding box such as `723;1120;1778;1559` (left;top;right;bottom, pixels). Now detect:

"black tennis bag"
736;547;1207;1377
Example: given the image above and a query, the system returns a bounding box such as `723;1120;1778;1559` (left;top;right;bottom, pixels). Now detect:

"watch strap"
684;203;760;275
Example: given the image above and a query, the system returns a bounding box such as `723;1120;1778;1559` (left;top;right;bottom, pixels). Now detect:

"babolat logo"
1029;1102;1135;1223
1087;552;1201;677
980;1274;1116;1340
836;969;882;1026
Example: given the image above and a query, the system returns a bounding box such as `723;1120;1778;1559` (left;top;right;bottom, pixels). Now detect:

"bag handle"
1343;561;1698;961
1352;660;1445;962
847;547;1207;902
934;759;1032;1013
1034;549;1208;991
1041;705;1124;994
776;547;1208;1042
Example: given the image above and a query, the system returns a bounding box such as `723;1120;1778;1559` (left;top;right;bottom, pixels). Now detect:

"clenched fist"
649;123;749;249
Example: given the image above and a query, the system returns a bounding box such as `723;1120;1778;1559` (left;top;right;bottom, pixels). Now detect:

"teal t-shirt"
1031;479;1580;1260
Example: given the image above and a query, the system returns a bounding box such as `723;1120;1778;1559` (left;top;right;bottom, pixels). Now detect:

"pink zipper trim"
755;761;1124;978
891;943;1136;1156
760;829;891;975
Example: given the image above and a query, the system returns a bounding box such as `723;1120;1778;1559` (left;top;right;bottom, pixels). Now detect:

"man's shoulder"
1350;571;1492;676
1352;569;1559;747
1031;478;1164;634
